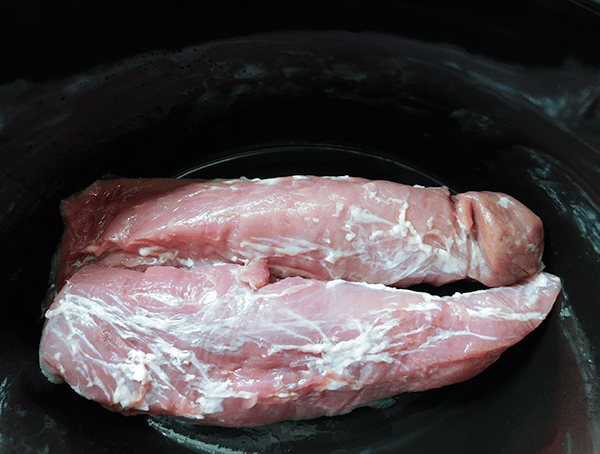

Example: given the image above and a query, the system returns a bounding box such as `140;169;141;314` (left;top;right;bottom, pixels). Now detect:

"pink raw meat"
55;176;544;292
53;178;197;293
39;262;560;427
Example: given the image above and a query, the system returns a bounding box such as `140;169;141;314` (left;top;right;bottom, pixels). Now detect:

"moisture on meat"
54;176;544;292
39;262;560;427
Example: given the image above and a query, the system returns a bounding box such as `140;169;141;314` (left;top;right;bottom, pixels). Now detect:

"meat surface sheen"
39;263;560;427
54;178;196;293
56;176;544;291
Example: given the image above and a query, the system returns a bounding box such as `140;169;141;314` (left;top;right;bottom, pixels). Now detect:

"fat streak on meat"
39;262;560;427
54;176;544;292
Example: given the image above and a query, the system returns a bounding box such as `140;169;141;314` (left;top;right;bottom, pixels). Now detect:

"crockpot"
1;1;599;452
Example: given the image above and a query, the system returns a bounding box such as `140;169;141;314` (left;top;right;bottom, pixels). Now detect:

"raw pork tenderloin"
54;176;544;293
40;261;560;426
39;175;557;426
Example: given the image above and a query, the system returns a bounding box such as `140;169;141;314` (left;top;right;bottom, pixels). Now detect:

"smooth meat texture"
53;178;196;294
39;263;560;427
55;176;544;292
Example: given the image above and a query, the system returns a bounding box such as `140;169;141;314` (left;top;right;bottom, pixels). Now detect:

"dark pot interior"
1;2;599;453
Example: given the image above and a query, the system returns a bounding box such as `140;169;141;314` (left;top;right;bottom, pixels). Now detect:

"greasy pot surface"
1;2;599;453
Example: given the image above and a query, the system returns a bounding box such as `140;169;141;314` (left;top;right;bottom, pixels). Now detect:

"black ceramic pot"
1;1;599;453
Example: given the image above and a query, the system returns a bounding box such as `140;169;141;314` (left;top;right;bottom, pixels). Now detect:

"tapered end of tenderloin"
456;191;544;287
